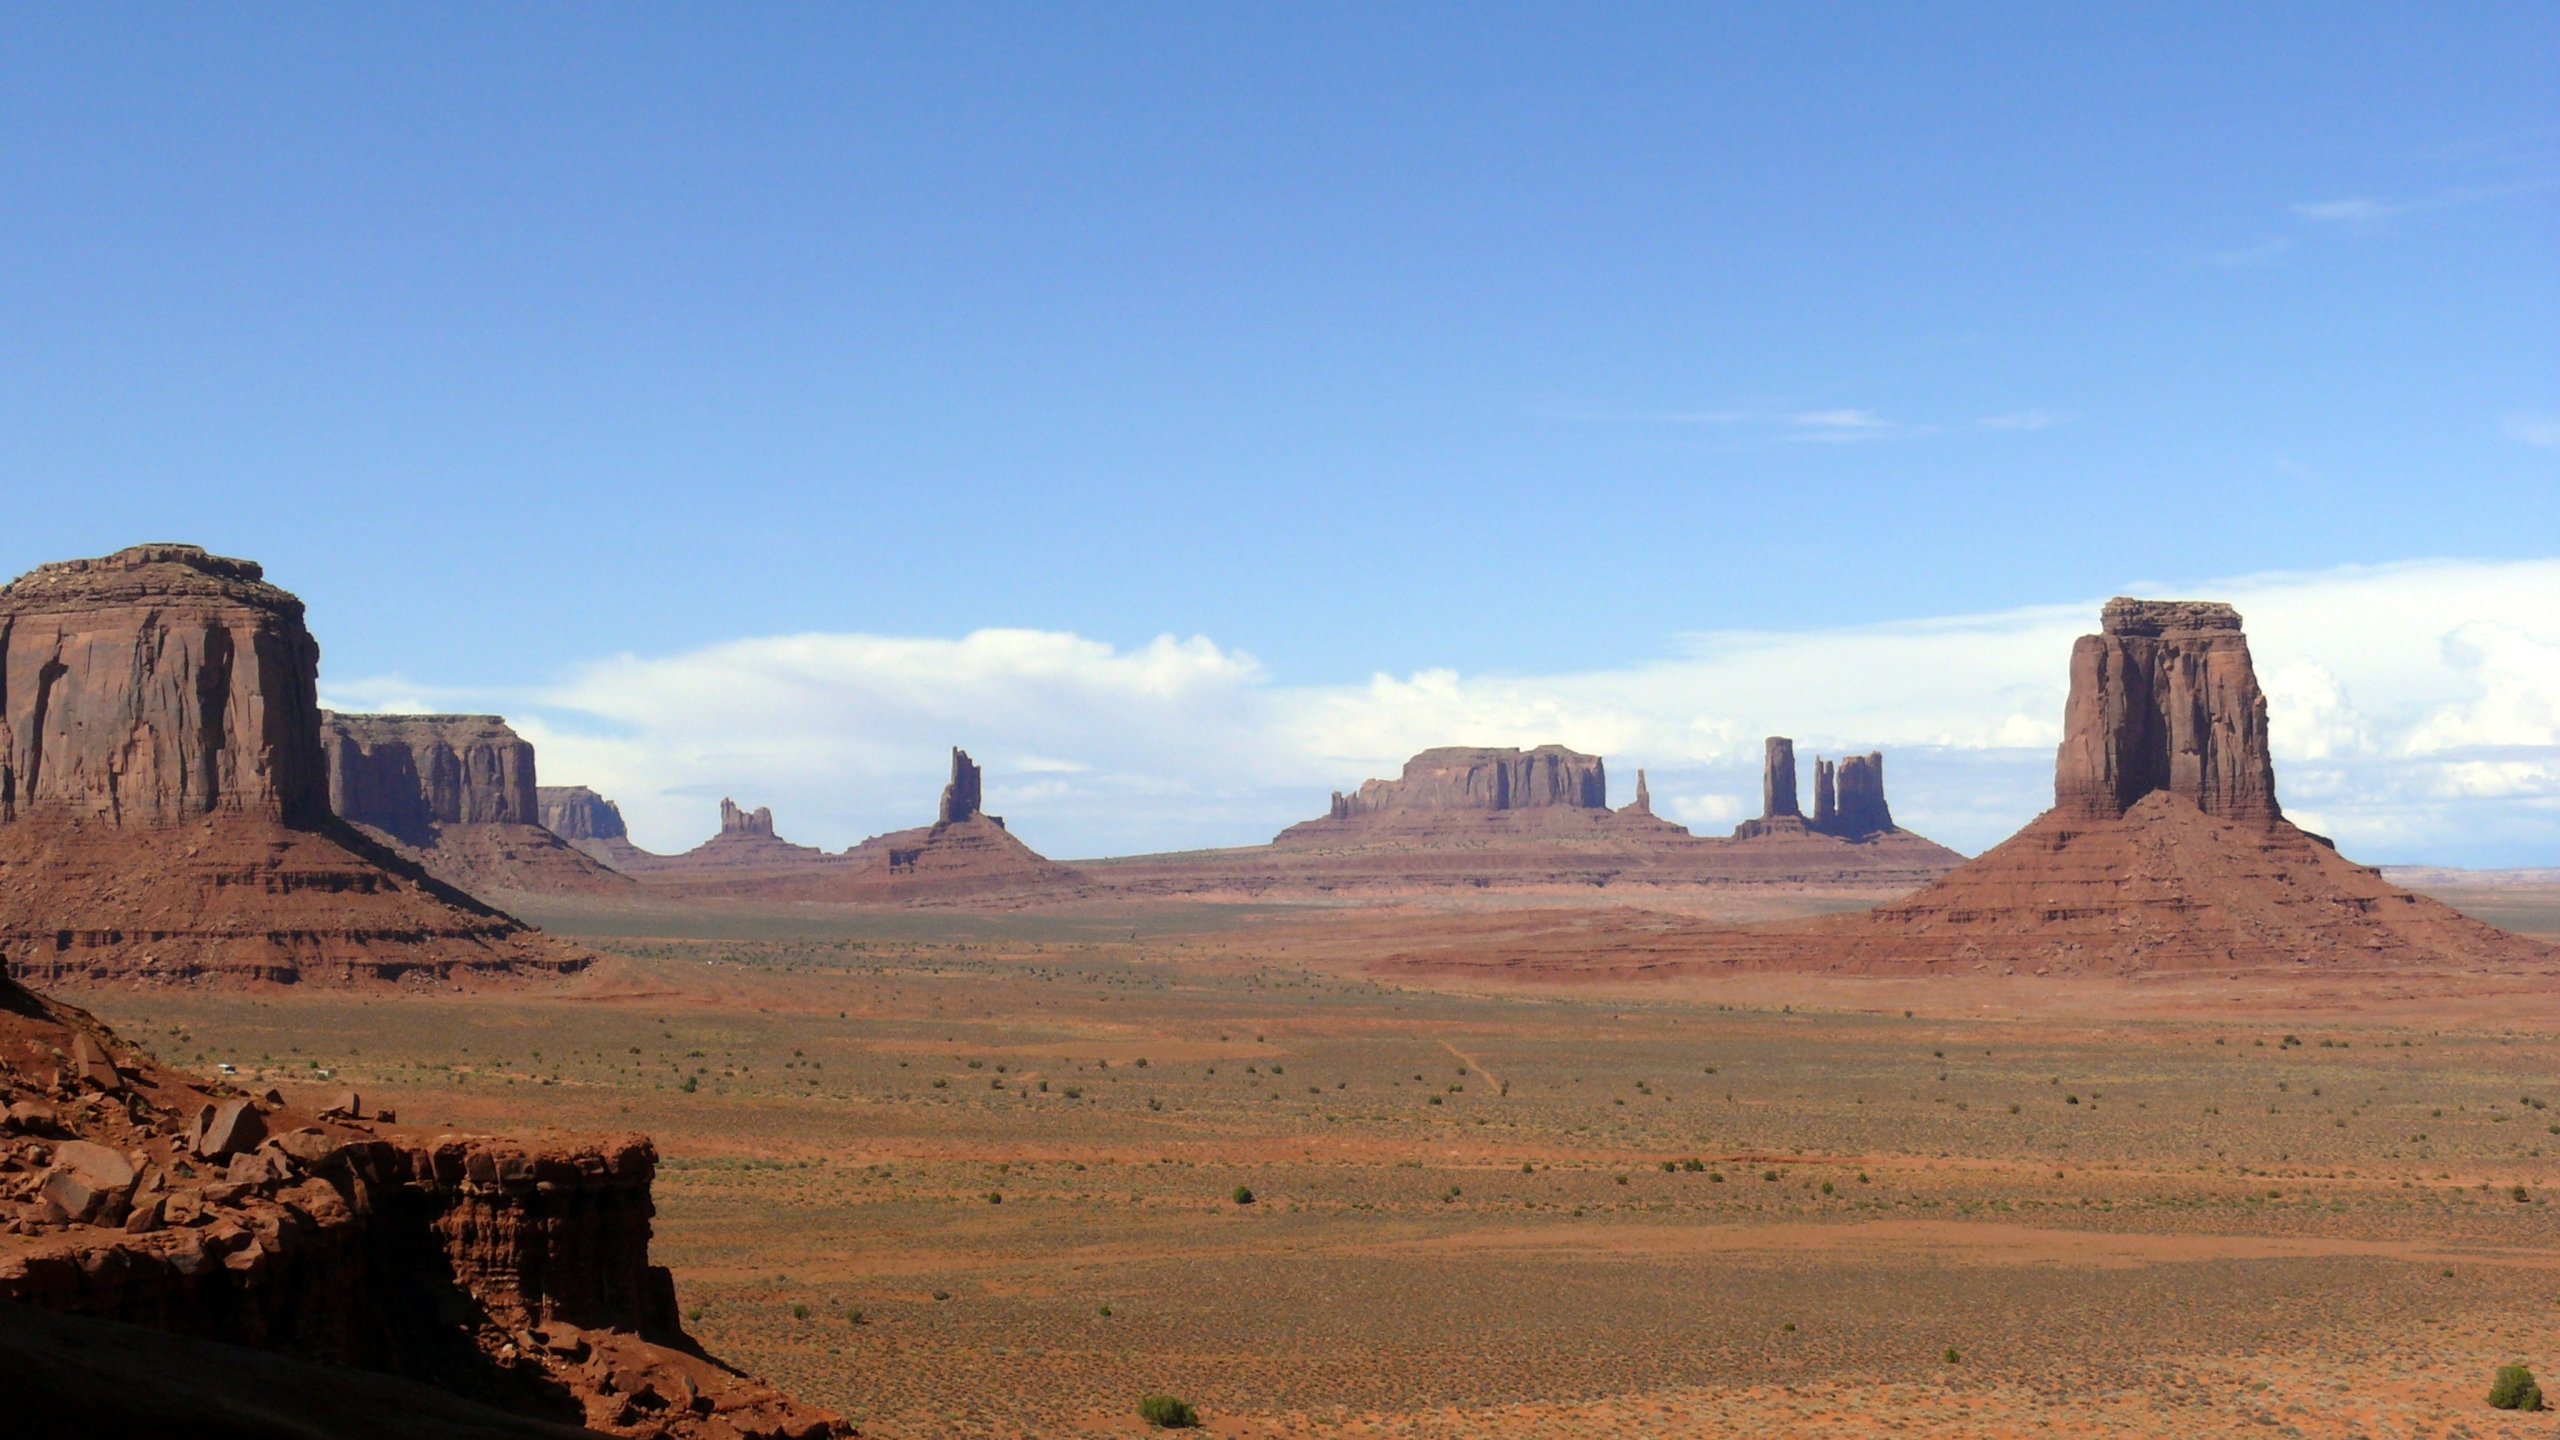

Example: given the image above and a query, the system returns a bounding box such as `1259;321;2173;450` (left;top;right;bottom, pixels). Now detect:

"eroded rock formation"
0;972;844;1437
1760;737;1800;820
766;749;1081;905
324;714;538;841
1695;598;2559;978
324;714;626;896
2054;598;2279;823
1321;746;1608;822
0;544;327;827
938;747;986;825
540;784;626;843
1832;752;1892;837
719;798;776;838
0;546;588;986
538;784;656;872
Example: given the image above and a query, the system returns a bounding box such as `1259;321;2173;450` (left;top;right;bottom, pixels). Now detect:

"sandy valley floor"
67;886;2560;1438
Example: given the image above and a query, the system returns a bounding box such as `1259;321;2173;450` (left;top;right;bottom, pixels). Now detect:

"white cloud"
327;557;2560;868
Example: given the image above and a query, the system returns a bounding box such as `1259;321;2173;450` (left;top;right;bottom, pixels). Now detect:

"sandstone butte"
1388;599;2560;982
0;544;587;987
1085;743;1963;897
754;747;1087;904
324;711;630;897
0;969;846;1438
539;783;656;871
599;796;842;884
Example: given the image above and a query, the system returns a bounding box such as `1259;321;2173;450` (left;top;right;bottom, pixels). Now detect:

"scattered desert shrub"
1231;1185;1255;1205
2488;1364;2543;1411
1139;1394;1200;1428
1943;1347;1962;1364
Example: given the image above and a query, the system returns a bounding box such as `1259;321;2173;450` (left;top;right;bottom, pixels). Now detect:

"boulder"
41;1140;137;1225
191;1098;266;1161
68;1034;120;1092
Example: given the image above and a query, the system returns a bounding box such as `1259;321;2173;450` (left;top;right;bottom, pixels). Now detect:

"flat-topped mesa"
718;797;775;837
0;545;586;985
937;746;997;827
538;784;627;842
1328;745;1608;820
323;713;537;846
2054;597;2279;823
0;543;328;827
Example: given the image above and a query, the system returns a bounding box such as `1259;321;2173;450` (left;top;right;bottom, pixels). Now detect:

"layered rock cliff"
325;713;626;896
0;544;327;827
1323;745;1608;821
538;784;657;872
0;973;843;1437
2054;598;2279;823
0;545;588;986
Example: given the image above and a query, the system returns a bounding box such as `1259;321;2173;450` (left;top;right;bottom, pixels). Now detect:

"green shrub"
1139;1394;1200;1428
2488;1364;2543;1411
1231;1185;1255;1205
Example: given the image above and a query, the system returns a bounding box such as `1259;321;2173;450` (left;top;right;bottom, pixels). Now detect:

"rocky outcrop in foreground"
0;973;842;1437
325;713;627;896
0;545;588;986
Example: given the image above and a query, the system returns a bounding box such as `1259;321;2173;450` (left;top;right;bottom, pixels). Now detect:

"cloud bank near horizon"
324;557;2560;869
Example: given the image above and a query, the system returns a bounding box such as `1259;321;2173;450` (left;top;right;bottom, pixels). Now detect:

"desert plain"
64;880;2560;1440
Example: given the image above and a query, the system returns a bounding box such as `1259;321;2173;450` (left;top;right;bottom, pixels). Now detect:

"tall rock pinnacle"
938;747;985;825
1760;737;1800;819
2054;599;2280;823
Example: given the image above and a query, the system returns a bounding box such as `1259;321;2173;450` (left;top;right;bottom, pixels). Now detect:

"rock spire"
2054;598;2279;823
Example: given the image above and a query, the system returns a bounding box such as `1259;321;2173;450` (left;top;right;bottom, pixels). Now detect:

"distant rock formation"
626;796;831;882
1832;752;1893;838
1761;737;1800;820
1091;742;1955;896
1323;745;1608;821
1735;739;1904;843
0;544;588;985
538;783;656;872
938;746;987;825
770;748;1081;905
323;713;537;842
322;713;626;896
2055;598;2279;822
539;783;625;841
1711;598;2558;978
719;797;776;837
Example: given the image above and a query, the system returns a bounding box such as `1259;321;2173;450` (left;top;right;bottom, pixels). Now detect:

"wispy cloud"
2503;412;2560;450
328;560;2560;868
2204;234;2296;268
2291;177;2557;225
1551;403;2074;445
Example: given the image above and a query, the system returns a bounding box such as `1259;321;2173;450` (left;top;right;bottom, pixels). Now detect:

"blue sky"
4;7;2556;861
